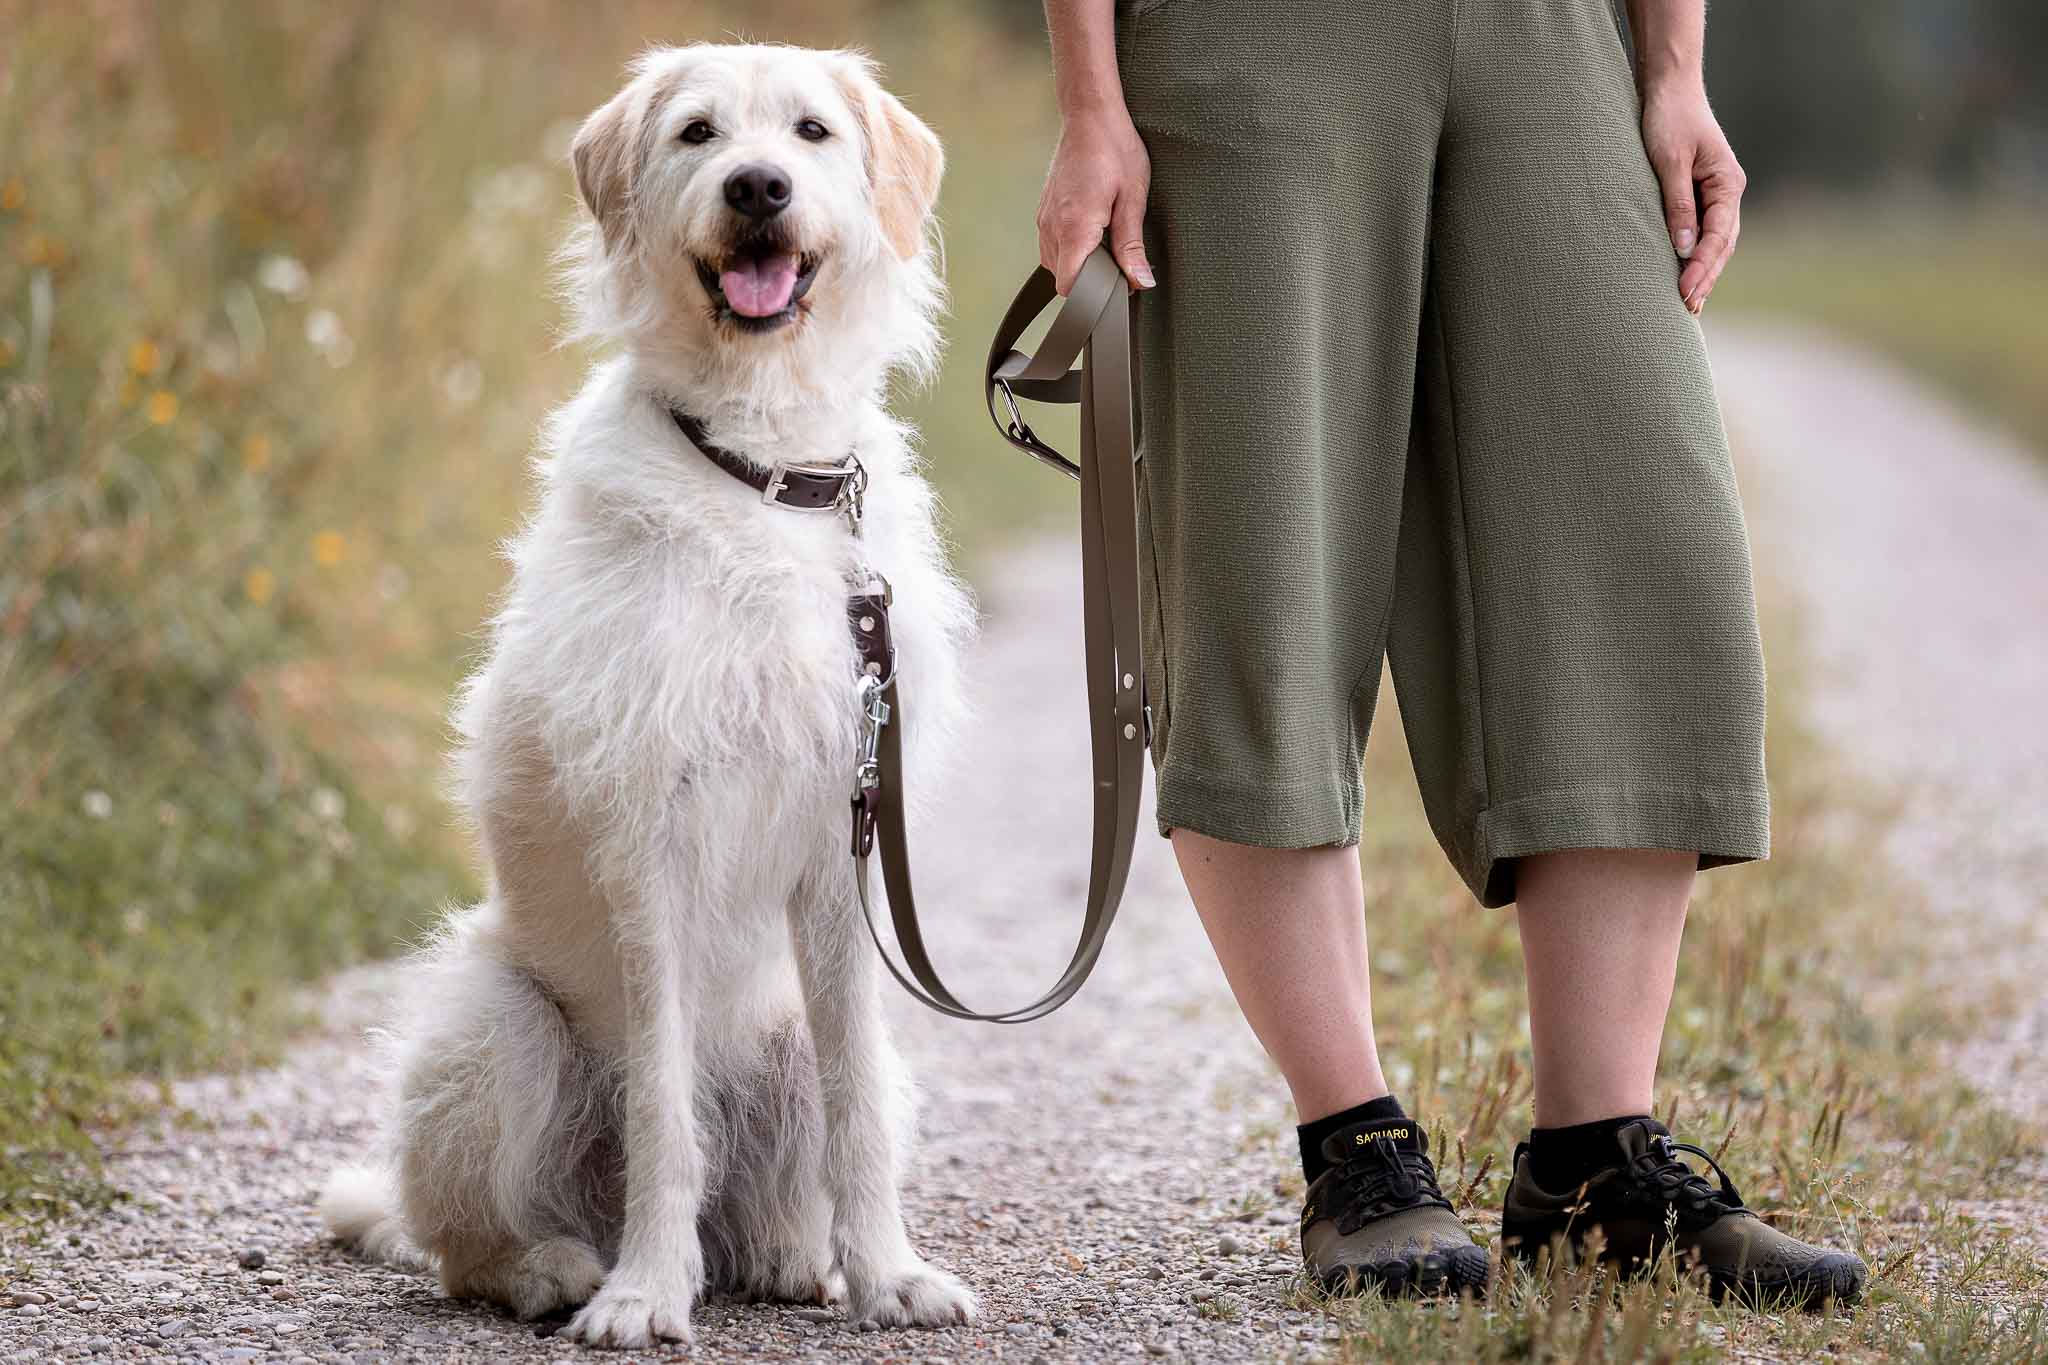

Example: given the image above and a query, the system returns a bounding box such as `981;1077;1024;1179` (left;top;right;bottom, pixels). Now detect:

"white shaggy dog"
318;44;977;1349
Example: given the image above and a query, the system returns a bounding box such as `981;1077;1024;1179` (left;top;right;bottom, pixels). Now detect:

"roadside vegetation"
1718;204;2048;459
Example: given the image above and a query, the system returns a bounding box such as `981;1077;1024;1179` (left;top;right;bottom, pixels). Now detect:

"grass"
1716;201;2048;459
0;0;1065;1222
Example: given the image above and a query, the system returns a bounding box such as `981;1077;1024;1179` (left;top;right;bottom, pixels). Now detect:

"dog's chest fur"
456;358;965;884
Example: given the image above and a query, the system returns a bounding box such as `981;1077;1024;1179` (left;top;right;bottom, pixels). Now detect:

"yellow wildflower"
242;431;272;472
129;339;161;375
0;178;22;212
244;566;276;604
0;338;15;368
312;531;346;567
146;391;178;425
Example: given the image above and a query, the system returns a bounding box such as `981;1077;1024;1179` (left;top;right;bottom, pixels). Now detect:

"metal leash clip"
848;672;891;857
994;377;1033;446
840;455;869;530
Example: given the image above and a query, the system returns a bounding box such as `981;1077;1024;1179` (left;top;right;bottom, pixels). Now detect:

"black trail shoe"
1300;1117;1490;1298
1500;1118;1867;1310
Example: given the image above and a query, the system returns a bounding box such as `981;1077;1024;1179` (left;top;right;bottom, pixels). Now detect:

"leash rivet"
1122;672;1135;689
859;615;876;632
1122;723;1137;740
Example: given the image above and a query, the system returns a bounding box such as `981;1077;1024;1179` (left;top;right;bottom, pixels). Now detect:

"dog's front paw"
849;1262;976;1329
562;1282;694;1349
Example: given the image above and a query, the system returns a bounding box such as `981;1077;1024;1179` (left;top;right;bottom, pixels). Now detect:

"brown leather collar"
668;406;866;516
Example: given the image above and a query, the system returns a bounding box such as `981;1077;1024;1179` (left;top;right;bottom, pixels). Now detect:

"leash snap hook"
848;672;891;856
995;377;1035;445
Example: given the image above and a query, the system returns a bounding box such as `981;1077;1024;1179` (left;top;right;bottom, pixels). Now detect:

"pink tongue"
719;253;801;318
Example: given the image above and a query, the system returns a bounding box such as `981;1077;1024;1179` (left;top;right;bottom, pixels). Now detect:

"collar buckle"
760;457;868;522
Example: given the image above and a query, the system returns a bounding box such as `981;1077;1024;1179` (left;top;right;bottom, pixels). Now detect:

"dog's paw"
509;1237;607;1320
849;1261;976;1329
735;1255;844;1307
562;1282;694;1349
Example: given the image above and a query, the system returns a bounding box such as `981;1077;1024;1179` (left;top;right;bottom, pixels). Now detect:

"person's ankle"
1523;1112;1653;1192
1297;1094;1406;1185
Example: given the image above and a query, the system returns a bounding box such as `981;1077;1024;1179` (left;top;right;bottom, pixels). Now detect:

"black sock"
1525;1114;1655;1192
1298;1094;1406;1185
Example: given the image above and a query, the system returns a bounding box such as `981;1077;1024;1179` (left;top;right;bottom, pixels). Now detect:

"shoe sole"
1709;1254;1868;1312
1320;1244;1491;1301
1505;1240;1866;1312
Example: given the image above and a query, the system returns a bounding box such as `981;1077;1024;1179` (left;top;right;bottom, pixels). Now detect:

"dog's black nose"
723;164;791;219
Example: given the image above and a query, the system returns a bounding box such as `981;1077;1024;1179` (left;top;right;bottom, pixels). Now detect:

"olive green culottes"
1117;0;1771;905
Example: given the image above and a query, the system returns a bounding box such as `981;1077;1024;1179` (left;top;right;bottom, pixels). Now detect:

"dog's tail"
318;1165;430;1271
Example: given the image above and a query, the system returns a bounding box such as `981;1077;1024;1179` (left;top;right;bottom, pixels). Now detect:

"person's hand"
1640;79;1745;313
1036;104;1154;296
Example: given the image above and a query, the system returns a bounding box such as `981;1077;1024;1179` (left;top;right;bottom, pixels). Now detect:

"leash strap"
851;248;1143;1023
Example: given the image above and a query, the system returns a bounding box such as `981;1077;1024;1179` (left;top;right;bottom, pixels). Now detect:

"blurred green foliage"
1700;1;2048;196
0;0;1065;1218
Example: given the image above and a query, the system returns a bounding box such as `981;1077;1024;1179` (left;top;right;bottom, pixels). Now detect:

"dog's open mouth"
695;244;821;334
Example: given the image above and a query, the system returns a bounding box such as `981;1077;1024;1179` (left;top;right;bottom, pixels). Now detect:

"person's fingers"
1107;185;1155;290
1680;166;1743;312
1654;148;1699;261
1052;216;1103;296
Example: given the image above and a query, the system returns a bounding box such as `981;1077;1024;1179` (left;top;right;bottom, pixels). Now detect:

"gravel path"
0;541;1322;1364
6;326;2046;1363
1713;320;2048;1119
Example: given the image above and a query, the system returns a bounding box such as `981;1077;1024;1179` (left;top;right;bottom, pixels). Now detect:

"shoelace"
1332;1134;1452;1232
1628;1133;1746;1230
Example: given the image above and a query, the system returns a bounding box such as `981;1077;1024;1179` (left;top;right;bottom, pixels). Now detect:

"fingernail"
1134;265;1156;288
1675;229;1696;258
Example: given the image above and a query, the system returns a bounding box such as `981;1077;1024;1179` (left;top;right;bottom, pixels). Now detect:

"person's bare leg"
1515;848;1695;1127
1171;829;1386;1123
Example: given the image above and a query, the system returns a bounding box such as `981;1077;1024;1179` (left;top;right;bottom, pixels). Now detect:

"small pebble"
9;1292;48;1307
791;1307;837;1323
1216;1234;1245;1256
257;1270;286;1286
13;1305;43;1318
236;1247;267;1270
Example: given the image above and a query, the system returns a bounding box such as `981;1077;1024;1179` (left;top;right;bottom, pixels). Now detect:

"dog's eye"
795;118;830;143
679;120;715;145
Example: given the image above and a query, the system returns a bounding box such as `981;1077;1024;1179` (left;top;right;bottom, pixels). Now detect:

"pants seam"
1427;282;1495;820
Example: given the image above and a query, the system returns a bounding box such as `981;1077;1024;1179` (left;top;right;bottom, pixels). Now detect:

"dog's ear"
834;56;944;261
572;82;642;253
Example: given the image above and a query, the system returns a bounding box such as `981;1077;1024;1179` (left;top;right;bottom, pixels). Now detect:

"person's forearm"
1044;0;1125;115
1624;0;1705;90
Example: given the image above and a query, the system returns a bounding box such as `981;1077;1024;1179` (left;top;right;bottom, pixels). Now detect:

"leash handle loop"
855;247;1143;1023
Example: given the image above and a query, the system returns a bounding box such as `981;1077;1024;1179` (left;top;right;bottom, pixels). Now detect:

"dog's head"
566;45;943;398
